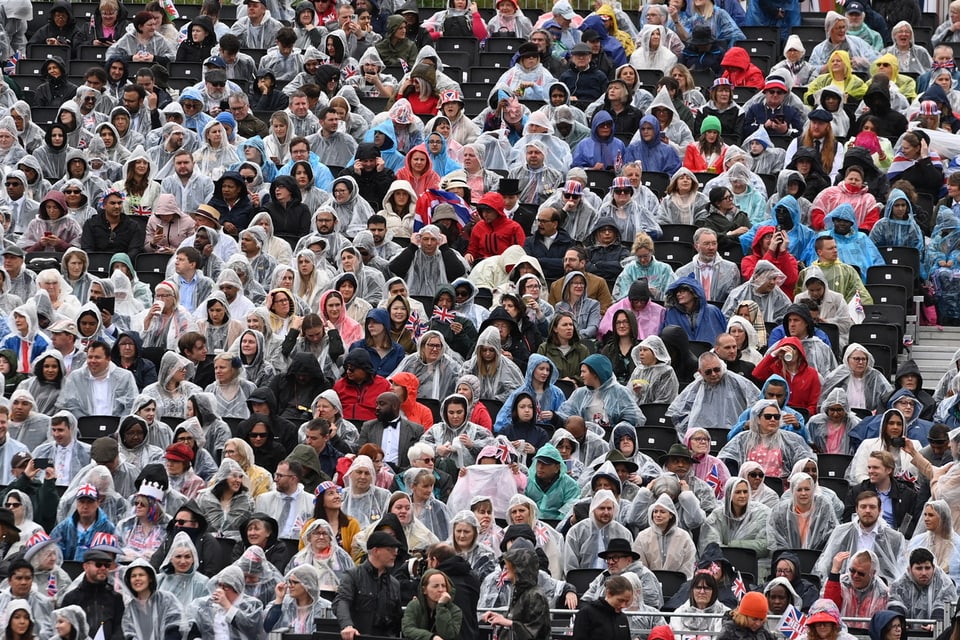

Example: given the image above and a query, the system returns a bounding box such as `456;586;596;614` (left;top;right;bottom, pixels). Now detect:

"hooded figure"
766;470;839;552
819;343;893;412
718;398;814;479
700;474;771;556
623;114;681;175
120;557;185;640
393;330;464;402
661;275;730;344
807;387;860;455
156;531;214;607
627;336;678;405
631;494;696;578
868;188;924;254
184;565;264;639
557;352;642;431
562;488;633;573
740;195;817;267
720;260;791;323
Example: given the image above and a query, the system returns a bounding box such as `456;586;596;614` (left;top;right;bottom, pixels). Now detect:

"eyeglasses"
133;500;150;508
850;356;868;363
562;193;581;200
613;188;631;195
701;367;722;375
4;502;20;508
849;568;868;578
250;432;269;439
720;194;733;201
748;471;765;479
761;413;781;420
210;82;226;88
877;62;891;67
604;555;629;563
689;436;710;442
4;183;20;187
536;218;556;223
425;343;442;350
173;519;197;526
313;530;331;538
64;189;82;194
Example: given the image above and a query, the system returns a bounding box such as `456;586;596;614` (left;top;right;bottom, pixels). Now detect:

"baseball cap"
204;55;227;69
764;78;788;93
845;1;865;13
76;484;99;501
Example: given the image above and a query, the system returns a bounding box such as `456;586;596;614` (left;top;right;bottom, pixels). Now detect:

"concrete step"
911;327;960;386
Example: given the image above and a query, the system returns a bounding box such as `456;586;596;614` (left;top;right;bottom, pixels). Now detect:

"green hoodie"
400;569;463;640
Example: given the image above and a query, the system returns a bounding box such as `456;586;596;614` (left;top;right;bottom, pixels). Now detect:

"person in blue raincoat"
739;195;817;267
580;15;627;67
494;354;567;434
571;110;625;171
425;131;462;177
624;115;681;175
726;373;810;442
557;353;643;431
231;136;278;183
744;0;800;43
363;119;406;174
660;274;728;344
868;188;925;254
823;204;885;282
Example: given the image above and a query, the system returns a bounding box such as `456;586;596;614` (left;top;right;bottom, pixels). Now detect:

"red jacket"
467;192;526;260
720;47;765;89
751;336;822;415
333;374;392;422
741;225;799;299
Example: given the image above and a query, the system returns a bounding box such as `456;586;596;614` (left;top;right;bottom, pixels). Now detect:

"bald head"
375;392;401;422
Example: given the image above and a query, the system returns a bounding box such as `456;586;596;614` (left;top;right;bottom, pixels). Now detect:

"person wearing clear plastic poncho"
909;500;960;584
765;471;838;552
229;543;284;607
781;458;844;521
404;468;452;542
477;535;569;611
504;494;565;580
421;394;494;469
562;489;633;575
627;335;678;406
287;519;355;591
263;564;333;633
50;604;88;640
55;464;125;524
667;352;760;438
699;476;771;558
194;458;254;542
156;531;209;609
340;455;391;529
670;571;729;634
119;558;184;640
459;326;524;404
391;330;463;402
720;260;792;323
3;490;43;555
140;351;200;419
718;399;814;480
630;493;696;579
447;510;497;578
807;388;860;456
185;565;264;640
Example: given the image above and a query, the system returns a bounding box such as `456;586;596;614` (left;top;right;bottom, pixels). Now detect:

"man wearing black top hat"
497;178;535;237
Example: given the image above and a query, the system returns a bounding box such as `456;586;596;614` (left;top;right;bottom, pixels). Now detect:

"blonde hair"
632;232;654;254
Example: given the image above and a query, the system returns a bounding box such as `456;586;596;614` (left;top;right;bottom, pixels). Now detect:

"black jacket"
245;386;299;451
333;560;403;636
81;212;145;258
572;598;631;640
110;331;158;391
268;352;331;421
339;165;396;212
266;175;311;236
149;499;228;577
436;555;481;640
61;578;125;640
230;512;297;571
895;359;936;421
523;228;574;282
843;477;920;537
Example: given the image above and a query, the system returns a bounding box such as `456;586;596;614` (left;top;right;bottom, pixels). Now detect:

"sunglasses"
242;176;255;183
613;188;631;194
849;568;868;578
701;367;722;375
748;471;765;479
64;189;82;194
91;561;112;568
562;193;580;199
249;432;269;439
761;413;781;420
173;518;197;526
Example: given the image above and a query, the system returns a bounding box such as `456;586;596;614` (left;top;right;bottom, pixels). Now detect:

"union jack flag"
46;573;57;598
778;605;807;640
90;531;120;551
3;51;20;76
399;58;409;75
413;189;472;231
432;306;456;324
132;204;152;216
732;571;747;601
405;310;425;340
705;463;722;499
492;437;512;464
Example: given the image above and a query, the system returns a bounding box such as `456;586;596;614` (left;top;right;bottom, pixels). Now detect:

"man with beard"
357;392;421;469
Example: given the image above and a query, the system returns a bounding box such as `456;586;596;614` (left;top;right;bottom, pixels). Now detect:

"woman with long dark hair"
195;458;254;541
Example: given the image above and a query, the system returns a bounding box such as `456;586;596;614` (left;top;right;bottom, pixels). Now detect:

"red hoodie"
720;47;765;89
390;371;436;430
751;336;822;415
466;192;526;262
741;225;798;299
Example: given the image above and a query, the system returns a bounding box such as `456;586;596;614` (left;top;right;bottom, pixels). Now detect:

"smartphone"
33;458;51;469
890;437;906;448
95;297;115;315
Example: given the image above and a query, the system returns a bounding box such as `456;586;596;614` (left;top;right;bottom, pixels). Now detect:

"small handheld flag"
432;306;456;324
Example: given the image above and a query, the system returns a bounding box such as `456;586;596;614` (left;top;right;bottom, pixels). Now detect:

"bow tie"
934;60;956;71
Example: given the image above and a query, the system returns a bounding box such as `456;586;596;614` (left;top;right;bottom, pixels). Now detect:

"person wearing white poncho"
448;510;497;578
908;500;960;584
718;399;814;479
699;476;771;557
459;327;524;404
263;564;333;633
562;489;633;574
667;353;760;437
505;494;565;580
631;494;696;579
185;565;264;640
627;336;678;405
765;471;838;551
230;544;284;607
156;531;209;608
392;331;464;402
119;558;184;640
340;455;390;529
194;459;254;542
287;519;358;590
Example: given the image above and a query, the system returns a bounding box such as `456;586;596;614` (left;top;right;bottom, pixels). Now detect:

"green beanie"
700;115;722;135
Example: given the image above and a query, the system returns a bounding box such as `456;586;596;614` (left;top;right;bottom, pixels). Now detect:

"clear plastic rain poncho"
232;544;284;606
420;394;494;467
263;564;333;633
120;558;185;640
818;343;893;412
717;399;815;479
287;519;355;590
186;565;264;640
460;327;525;402
699;476;771;556
448;510;497;578
392;330;464;402
807;387;861;455
908;500;960;584
52;605;88;640
625;473;710;533
667;358;760;437
720;260;791;322
782;458;845;521
627;336;679;405
23;532;70;604
765;472;839;551
5;488;42;552
620;571;668;634
57;464;125;523
194;458;254;541
404;468;452;540
561;489;633;574
142;351;200;419
340;455;391;528
813;503;908;584
506;493;566;580
631;494;697;578
156;531;209;608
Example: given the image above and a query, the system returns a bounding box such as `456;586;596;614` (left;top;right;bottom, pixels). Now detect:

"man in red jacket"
464;192;526;266
332;349;391;422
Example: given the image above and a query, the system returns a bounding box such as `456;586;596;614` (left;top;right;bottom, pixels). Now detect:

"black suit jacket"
358;417;423;469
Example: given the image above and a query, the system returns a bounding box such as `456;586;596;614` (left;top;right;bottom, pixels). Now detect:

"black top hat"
597;537;640;560
498;178;521;196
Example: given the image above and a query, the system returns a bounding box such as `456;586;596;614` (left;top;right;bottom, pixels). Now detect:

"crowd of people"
0;0;959;638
